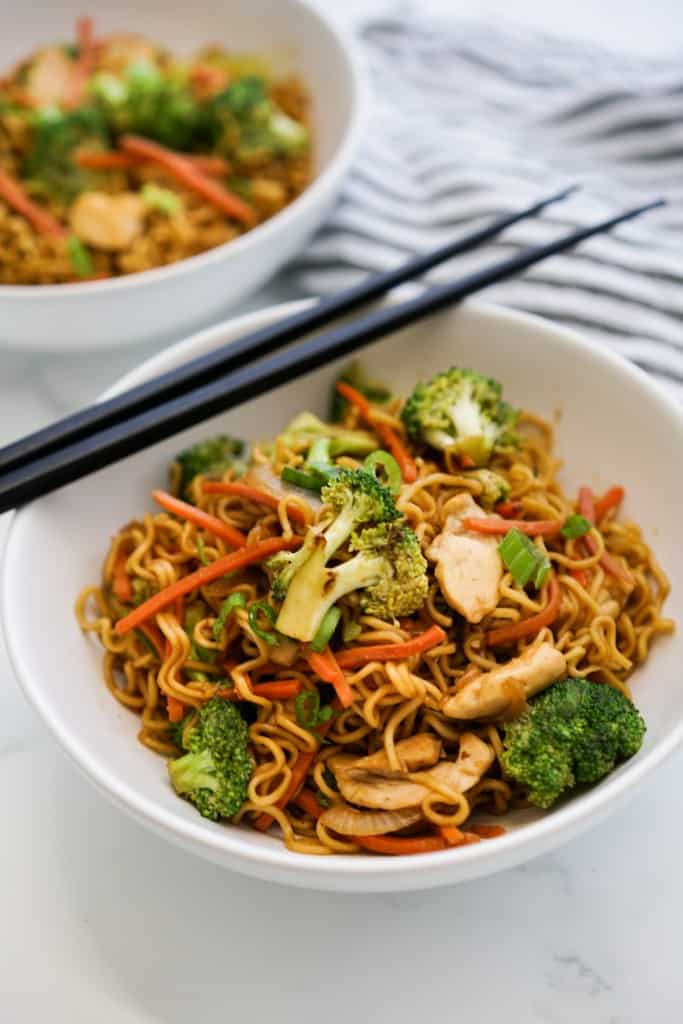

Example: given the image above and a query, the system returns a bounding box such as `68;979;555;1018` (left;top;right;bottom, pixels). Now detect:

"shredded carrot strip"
467;823;507;839
114;536;300;635
137;620;165;656
305;648;354;708
354;834;448;855
458;454;476;469
578;486;633;585
461;832;483;845
121;135;256;225
495;500;523;518
0;167;65;236
75;150;230;175
291;788;324;820
217;680;302;702
462;517;563;537
202;480;308;524
152;489;247;549
439;825;466;846
167;696;186;722
335;381;417;483
570;567;589;588
593;485;625;521
486;576;562;646
334;624;446;669
65;17;98;109
112;551;132;603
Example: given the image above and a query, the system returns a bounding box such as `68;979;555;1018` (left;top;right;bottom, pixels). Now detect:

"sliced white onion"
319;804;423;836
246;463;322;512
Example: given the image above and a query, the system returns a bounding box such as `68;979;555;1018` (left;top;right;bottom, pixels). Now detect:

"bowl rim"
0;0;366;300
3;297;683;885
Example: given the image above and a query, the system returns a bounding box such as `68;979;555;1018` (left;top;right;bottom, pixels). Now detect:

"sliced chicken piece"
329;733;491;810
442;642;566;720
70;191;146;252
351;734;442;776
427;493;503;623
417;734;495;795
319;804;423;836
25;47;73;107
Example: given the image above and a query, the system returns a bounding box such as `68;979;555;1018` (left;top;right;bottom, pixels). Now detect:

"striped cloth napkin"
288;15;683;399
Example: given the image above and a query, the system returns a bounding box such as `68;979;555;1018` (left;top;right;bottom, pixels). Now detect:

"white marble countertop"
2;3;683;1021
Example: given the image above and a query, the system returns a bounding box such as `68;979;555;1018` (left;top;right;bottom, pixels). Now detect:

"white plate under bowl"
3;297;683;891
0;0;364;350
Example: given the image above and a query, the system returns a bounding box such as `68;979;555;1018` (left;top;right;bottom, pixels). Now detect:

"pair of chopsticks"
0;190;664;514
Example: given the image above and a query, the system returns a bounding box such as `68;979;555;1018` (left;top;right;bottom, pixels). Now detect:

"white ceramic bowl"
3;298;683;891
0;0;363;351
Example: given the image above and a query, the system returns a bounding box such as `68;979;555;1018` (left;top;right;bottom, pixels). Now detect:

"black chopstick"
0;185;578;476
0;198;664;514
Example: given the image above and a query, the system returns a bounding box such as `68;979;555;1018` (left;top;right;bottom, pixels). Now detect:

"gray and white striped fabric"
288;16;683;399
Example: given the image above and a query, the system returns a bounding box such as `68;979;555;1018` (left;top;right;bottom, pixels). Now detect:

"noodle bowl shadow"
3;296;683;891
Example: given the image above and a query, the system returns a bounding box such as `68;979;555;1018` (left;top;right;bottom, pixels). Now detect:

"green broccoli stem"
275;545;384;642
168;748;218;796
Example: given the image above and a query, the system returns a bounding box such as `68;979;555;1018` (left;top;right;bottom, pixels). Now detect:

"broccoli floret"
91;60;205;149
22;105;108;202
330;361;392;422
173;434;244;498
501;677;646;809
465;468;510;510
167;698;252;821
274;471;425;640
279;411;378;457
401;367;519;466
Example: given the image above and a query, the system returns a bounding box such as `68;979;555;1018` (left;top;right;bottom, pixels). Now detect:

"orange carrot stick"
578;486;633;585
167;696;186;722
495;500;523;518
137;620;165;656
291;788;324;820
152;489;247;549
439;825;466;846
121;135;256;225
462;517;563;537
334;624;446;669
570;567;589;588
335;381;418;483
593;485;625;521
112;551;133;603
305;648;354;708
202;480;309;524
354;834;449;855
486;576;563;646
65;17;98;109
115;536;300;635
0;167;66;236
467;823;506;839
75;150;231;175
218;680;302;702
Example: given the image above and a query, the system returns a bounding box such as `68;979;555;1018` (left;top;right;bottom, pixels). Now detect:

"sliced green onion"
135;628;159;658
195;535;208;566
322;765;339;792
294;689;334;731
561;514;592;539
248;600;279;645
212;591;246;640
363;450;401;494
281;466;324;492
141;182;181;216
306;437;332;467
315;789;331;808
310;606;341;653
67;236;93;278
498;528;551;589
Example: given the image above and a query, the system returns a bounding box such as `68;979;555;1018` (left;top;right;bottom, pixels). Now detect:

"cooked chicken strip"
442;642;566;720
329;733;492;810
427;493;503;623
